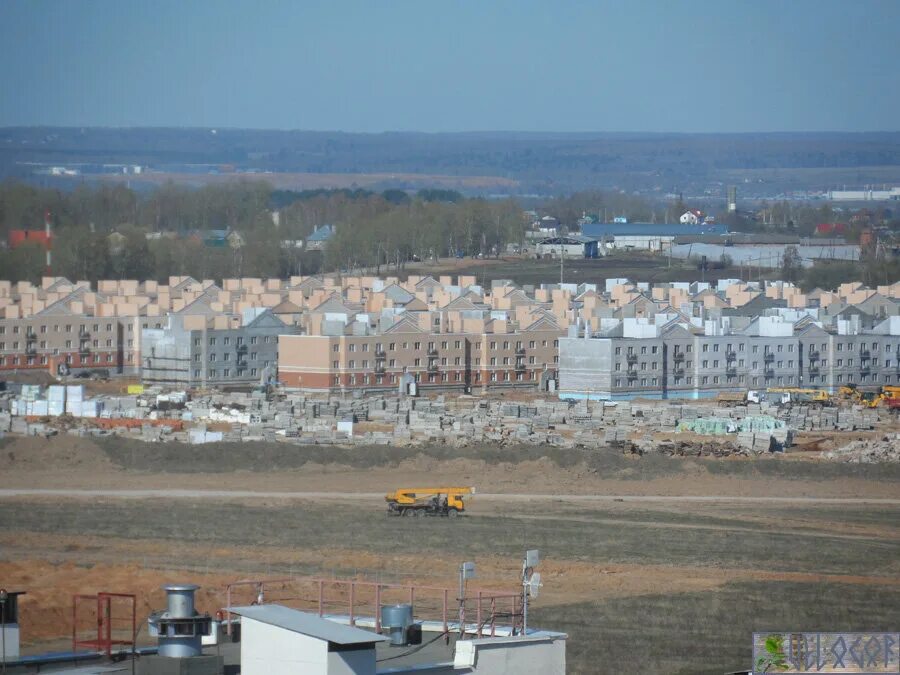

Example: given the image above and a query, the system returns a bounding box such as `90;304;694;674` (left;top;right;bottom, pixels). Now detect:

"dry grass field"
1;435;898;674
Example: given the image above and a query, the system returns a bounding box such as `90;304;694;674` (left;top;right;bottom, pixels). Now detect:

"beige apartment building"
278;322;562;392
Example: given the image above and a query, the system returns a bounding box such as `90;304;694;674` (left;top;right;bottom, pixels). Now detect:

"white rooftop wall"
605;278;629;293
758;316;794;337
623;318;658;339
837;315;862;335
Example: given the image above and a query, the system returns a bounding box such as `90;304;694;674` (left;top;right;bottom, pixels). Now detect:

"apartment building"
279;323;562;393
0;314;137;375
3;273;900;398
141;308;290;388
559;315;900;400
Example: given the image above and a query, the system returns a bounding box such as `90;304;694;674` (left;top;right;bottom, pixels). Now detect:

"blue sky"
0;0;897;132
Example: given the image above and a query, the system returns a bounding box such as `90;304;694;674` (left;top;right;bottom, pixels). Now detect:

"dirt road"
2;487;899;505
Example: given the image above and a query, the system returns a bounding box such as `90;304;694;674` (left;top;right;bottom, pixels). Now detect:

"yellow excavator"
839;384;885;408
385;487;475;518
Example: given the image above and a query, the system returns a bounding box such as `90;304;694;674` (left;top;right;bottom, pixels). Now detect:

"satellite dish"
528;573;542;598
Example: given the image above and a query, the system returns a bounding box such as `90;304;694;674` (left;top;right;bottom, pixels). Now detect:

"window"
348;360;355;368
223;368;230;377
237;337;244;346
652;346;658;354
702;344;709;353
209;353;216;362
209;337;216;346
194;369;201;378
250;336;258;345
713;344;719;352
441;341;448;349
333;360;339;369
208;369;217;378
389;359;396;367
529;341;535;349
223;337;231;346
349;343;356;352
455;340;462;349
641;346;647;355
223;353;230;361
250;352;257;360
414;358;421;366
752;345;758;354
702;376;709;384
615;347;621;355
702;360;708;368
194;338;201;346
333;344;339;352
414;342;421;350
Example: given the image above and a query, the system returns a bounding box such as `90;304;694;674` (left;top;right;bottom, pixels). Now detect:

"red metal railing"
72;592;136;656
223;576;521;638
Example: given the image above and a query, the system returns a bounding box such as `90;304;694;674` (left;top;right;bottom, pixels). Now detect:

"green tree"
781;245;803;283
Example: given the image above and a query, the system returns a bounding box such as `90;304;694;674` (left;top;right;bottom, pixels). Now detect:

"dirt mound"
0;435;115;473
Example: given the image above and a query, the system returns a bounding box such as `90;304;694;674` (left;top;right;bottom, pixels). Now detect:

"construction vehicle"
715;391;762;406
385;487;474;518
767;388;832;406
839;384;885;408
715;392;746;407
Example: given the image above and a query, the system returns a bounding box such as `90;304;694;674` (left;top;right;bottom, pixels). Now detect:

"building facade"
142;309;290;388
559;316;900;400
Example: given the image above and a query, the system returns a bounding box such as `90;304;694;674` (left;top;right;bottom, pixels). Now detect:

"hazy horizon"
2;0;899;134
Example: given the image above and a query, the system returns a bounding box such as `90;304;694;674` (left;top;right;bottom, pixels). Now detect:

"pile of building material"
822;434;900;463
0;384;895;458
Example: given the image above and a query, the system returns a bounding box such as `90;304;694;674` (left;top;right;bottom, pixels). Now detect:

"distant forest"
2;179;898;289
3;128;900;194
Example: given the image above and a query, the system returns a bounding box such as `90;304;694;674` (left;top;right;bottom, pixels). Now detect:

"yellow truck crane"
385;487;475;518
768;388;832;406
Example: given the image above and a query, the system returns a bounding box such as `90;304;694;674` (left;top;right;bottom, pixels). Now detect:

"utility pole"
1;588;7;675
559;246;564;285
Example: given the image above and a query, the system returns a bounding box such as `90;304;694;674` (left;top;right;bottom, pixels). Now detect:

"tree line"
0;180;525;283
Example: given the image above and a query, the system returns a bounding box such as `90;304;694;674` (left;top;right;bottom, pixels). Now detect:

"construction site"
1;378;899;674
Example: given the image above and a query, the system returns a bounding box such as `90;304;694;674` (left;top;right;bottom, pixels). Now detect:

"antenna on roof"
458;561;476;636
521;549;542;635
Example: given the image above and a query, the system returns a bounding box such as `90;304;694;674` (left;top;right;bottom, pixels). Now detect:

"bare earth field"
1;435;898;675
